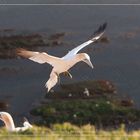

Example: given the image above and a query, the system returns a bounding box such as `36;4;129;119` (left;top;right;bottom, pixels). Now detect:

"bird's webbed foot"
62;71;72;79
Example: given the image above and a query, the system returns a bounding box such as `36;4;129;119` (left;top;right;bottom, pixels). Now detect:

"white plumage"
17;23;107;92
0;112;32;132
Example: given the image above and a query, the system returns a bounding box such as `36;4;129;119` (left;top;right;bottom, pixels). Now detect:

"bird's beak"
23;117;28;122
23;117;33;128
83;59;94;69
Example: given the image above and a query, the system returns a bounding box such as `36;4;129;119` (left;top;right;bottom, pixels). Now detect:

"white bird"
0;112;32;132
83;88;90;96
17;23;107;92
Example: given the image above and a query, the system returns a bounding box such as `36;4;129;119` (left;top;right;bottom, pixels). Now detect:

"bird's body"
51;53;90;73
17;23;107;92
0;112;32;132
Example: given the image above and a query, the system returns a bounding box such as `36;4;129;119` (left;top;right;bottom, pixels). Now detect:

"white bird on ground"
17;23;107;92
0;112;32;132
83;88;90;96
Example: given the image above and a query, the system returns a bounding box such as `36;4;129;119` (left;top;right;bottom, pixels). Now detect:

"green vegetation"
31;80;140;128
0;123;140;140
31;99;140;128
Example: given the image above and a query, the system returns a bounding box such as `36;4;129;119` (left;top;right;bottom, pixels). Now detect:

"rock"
0;30;66;59
46;80;116;99
120;99;134;107
0;101;9;110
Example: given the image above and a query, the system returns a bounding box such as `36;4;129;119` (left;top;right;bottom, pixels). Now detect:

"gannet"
17;23;107;92
0;112;32;132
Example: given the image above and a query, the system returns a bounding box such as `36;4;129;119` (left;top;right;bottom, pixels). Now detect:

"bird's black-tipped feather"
93;22;107;36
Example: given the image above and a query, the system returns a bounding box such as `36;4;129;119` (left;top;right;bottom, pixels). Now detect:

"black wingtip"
93;22;107;36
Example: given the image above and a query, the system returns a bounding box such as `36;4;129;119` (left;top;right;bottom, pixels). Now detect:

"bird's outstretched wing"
17;48;61;67
62;22;107;60
45;71;58;92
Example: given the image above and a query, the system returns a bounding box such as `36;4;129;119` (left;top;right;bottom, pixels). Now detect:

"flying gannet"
17;23;107;92
0;112;32;132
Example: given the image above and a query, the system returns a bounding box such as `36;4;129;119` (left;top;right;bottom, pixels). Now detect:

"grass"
28;80;140;139
31;80;140;128
0;123;140;140
1;80;139;139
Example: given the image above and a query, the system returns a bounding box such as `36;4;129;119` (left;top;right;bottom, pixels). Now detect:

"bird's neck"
4;117;16;132
71;54;85;64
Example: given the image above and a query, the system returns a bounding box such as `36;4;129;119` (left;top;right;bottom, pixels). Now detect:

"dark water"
0;5;140;125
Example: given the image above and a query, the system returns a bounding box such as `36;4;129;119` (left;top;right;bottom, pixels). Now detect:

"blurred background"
0;5;140;125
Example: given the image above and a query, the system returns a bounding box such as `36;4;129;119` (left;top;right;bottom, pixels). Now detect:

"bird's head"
0;112;5;122
23;117;32;128
0;112;11;123
80;53;94;69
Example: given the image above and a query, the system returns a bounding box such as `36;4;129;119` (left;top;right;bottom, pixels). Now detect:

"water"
0;5;140;125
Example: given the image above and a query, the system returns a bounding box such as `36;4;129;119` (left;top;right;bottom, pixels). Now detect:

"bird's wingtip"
90;22;107;41
16;48;25;53
16;48;27;57
102;22;107;29
45;83;50;93
47;89;50;93
94;22;107;35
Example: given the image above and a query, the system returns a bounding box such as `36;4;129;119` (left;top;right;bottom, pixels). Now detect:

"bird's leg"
62;71;72;79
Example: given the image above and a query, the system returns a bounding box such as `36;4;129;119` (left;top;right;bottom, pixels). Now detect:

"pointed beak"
23;117;33;128
83;59;94;69
23;117;28;122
